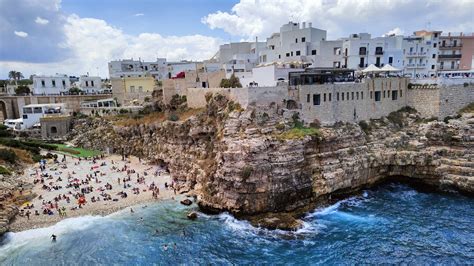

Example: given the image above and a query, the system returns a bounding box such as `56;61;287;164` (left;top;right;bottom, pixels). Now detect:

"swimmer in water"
130;208;134;213
163;244;168;251
51;234;57;242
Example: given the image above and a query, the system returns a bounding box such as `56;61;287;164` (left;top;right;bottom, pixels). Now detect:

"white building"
401;30;441;77
32;74;72;95
78;75;102;94
108;58;168;80
341;33;404;71
240;64;304;87
20;103;69;129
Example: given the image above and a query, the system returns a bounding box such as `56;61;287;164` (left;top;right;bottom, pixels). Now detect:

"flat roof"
23;103;65;108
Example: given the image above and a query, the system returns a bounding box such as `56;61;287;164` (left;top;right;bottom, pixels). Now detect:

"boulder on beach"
187;211;197;220
180;199;192;206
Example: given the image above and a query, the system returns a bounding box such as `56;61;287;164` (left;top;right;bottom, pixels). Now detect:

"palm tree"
8;70;23;85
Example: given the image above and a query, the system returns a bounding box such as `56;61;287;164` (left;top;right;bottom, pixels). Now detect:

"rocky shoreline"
65;96;474;230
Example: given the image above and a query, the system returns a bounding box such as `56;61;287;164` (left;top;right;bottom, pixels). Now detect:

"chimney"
302;22;306;29
308;22;312;28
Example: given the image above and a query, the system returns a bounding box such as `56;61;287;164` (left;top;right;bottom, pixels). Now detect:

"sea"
0;183;473;265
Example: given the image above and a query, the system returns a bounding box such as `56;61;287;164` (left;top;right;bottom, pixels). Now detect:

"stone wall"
406;88;440;118
40;116;72;140
298;78;408;125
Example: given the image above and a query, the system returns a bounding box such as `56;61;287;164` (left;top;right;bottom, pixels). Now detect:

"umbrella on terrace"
362;64;382;73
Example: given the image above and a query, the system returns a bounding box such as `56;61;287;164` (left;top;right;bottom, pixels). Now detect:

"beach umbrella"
381;64;401;72
362;64;382;73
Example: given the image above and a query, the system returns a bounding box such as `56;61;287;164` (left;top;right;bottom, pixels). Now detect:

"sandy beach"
9;153;178;232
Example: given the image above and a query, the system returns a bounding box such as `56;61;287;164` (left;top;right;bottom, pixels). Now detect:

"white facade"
341;33;404;71
21;103;68;129
401;30;441;77
108;58;168;80
32;74;72;95
78;75;102;94
167;62;199;78
240;64;303;87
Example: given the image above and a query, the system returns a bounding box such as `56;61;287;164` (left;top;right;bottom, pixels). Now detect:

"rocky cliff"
70;96;474;229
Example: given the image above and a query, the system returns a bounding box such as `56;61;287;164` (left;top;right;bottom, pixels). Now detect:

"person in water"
51;234;57;242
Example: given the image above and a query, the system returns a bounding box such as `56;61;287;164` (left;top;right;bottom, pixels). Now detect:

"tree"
219;74;242;88
15;85;30;95
69;87;83;95
8;71;23;85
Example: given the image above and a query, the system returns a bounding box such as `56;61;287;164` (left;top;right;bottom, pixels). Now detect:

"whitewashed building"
240;64;304;87
20;103;69;129
78;75;102;94
32;74;72;95
108;58;168;80
401;30;441;77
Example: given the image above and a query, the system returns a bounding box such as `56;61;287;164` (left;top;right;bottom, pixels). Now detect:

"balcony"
375;50;384;55
438;54;462;59
406;52;427;57
406;63;426;69
439;44;462;49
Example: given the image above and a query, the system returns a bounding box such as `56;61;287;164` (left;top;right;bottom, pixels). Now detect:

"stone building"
40;115;72;140
111;76;157;105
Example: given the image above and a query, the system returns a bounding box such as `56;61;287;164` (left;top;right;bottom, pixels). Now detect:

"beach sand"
9;153;179;232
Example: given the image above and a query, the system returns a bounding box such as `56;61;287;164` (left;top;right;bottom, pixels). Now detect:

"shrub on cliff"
458;103;474;115
219;74;242;88
0;149;17;164
0;166;11;175
167;113;179;121
240;166;253;180
358;120;372;134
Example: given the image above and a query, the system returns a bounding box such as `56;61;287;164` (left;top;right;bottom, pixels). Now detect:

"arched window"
50;126;58;134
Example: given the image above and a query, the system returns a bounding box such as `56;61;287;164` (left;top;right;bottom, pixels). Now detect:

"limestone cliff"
70;95;474;228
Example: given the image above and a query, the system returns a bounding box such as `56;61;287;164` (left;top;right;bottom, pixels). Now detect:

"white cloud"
1;14;221;78
35;17;50;25
14;31;28;38
202;0;474;39
134;13;144;17
384;27;405;37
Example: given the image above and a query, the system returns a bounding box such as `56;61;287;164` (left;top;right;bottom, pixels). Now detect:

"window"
374;91;381;101
359;57;365;67
23;108;32;114
145;66;148;71
383;91;386;98
392;90;398;100
329;93;332;101
130;86;135;93
33;107;42;113
410;47;413;53
306;94;310;103
41;80;45;87
296;51;301;56
323;93;326;102
356;91;359;100
432;54;436;59
337;92;340;101
291;51;293;56
279;55;281;59
311;50;317;55
50;126;57;134
91;81;94;87
361;91;364;99
286;53;290;57
433;43;437;48
342;93;344;101
313;94;320;105
62;80;66;87
23;114;28;119
375;46;383;55
346;92;349;100
431;65;435;70
295;38;298;43
85;81;89;87
359;47;367;55
351;92;354;100
52;80;56;87
400;90;403;97
138;86;143;92
388;57;393;64
302;37;306;42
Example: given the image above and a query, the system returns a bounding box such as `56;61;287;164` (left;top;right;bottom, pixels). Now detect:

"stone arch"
0;100;6;121
286;99;298;110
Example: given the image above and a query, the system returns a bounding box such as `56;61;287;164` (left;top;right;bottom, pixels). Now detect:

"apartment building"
32;74;72;95
108;58;168;79
78;75;102;94
438;33;474;71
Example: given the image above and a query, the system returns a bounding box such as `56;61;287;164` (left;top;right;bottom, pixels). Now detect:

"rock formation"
70;95;474;229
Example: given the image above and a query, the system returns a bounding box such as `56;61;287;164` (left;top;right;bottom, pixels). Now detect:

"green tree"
8;71;23;85
219;74;242;88
69;87;83;95
15;85;30;95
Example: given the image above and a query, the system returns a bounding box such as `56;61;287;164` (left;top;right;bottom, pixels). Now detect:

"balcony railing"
406;63;426;68
439;44;463;49
438;54;462;59
406;52;427;57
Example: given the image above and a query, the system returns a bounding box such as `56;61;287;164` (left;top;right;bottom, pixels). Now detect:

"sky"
0;0;473;78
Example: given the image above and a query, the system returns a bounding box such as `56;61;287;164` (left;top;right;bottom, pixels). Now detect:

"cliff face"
70;96;474;222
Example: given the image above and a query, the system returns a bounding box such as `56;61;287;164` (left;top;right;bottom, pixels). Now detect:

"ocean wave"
0;215;105;255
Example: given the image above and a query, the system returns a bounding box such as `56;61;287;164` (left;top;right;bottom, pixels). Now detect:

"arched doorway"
50;126;58;134
286;99;298;110
0;100;7;122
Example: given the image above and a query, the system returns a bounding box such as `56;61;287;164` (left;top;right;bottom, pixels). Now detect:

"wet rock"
180;199;192;206
187;211;198;220
248;213;303;231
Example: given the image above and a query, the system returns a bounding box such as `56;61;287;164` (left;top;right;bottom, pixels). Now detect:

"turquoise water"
1;183;473;265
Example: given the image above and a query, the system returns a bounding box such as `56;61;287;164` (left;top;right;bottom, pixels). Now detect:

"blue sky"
0;0;473;78
61;0;237;40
